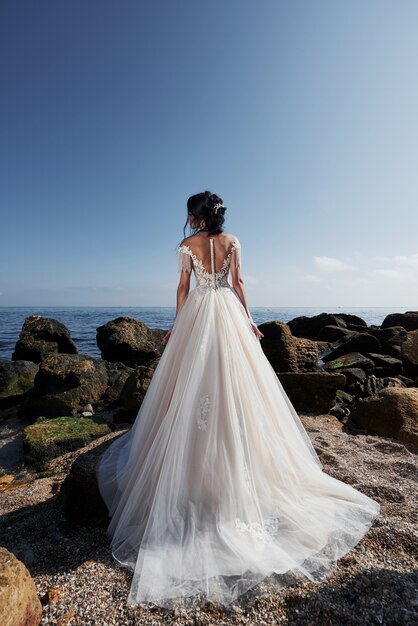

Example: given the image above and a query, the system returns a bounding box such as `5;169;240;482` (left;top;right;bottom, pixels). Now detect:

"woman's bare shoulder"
179;234;195;247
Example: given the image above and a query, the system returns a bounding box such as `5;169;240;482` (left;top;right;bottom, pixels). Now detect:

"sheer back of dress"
178;235;241;290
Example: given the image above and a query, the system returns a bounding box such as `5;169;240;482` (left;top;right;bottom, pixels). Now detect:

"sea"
0;306;414;362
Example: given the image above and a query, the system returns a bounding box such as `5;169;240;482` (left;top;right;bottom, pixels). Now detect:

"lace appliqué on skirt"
196;394;210;430
234;507;281;544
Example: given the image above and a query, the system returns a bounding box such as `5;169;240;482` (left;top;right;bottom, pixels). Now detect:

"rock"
0;474;14;486
119;365;155;414
351;375;407;402
383;334;408;359
12;314;77;363
293;337;319;372
365;353;403;374
382;311;418;331
367;326;407;344
336;389;353;404
259;321;318;372
25;353;109;417
317;325;355;342
81;411;93;416
329;405;350;419
100;360;134;406
60;435;125;526
288;313;347;340
23;415;110;470
334;313;368;327
277;372;346;413
384;343;402;359
109;407;133;425
339;367;368;387
398;374;415;386
0;360;39;405
323;352;375;372
40;586;62;605
322;333;381;363
372;366;404;379
350;387;418;447
96;316;165;367
363;327;408;359
400;329;418;378
9;544;34;567
0;546;42;625
260;322;297;371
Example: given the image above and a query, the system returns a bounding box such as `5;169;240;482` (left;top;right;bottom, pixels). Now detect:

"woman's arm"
162;267;191;345
230;258;264;340
176;271;191;317
229;254;252;319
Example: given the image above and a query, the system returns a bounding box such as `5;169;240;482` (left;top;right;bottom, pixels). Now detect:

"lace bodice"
177;237;241;290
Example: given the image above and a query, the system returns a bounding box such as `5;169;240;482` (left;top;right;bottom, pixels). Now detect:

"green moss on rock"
22;415;110;470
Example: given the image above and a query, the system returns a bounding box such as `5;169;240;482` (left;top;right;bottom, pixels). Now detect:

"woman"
96;191;380;610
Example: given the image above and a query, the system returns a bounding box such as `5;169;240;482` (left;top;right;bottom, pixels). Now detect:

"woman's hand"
162;327;173;345
249;320;264;340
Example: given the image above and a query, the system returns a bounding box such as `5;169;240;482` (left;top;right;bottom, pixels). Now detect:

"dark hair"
181;191;226;242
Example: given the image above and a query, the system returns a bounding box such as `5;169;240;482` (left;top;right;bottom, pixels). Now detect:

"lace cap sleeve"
177;245;192;273
230;238;241;270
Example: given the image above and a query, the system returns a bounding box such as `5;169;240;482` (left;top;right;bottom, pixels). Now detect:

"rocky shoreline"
0;310;417;625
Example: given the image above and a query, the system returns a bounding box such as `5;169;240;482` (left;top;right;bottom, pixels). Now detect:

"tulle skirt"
96;284;380;609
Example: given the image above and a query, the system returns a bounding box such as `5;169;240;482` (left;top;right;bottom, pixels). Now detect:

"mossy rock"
22;415;110;470
336;389;354;404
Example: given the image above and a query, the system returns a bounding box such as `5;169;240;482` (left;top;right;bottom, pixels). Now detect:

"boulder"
60;434;127;526
339;367;368;387
12;314;77;363
293;337;319;372
333;313;368;327
259;322;299;372
0;360;39;405
23;415;110;470
365;353;403;375
287;313;347;340
25;353;108;417
321;333;381;363
119;365;155;414
400;329;418;378
367;326;407;345
316;325;355;342
259;321;318;372
372;367;403;379
350;387;418;447
100;361;134;406
96;317;165;367
0;546;42;626
278;372;346;414
382;311;418;331
350;374;406;402
383;344;402;359
323;352;375;372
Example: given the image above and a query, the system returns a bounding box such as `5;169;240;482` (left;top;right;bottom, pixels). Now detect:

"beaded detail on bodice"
178;238;241;290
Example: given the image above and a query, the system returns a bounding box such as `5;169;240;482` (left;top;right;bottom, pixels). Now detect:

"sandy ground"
0;411;417;626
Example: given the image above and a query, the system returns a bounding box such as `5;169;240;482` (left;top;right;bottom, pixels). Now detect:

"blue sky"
1;0;417;307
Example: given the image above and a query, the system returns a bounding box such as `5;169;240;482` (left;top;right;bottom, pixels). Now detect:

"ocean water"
0;306;412;362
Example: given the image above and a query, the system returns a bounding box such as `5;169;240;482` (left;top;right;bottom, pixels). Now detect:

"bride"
96;191;380;610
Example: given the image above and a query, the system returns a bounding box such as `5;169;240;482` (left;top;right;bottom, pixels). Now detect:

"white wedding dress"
96;235;380;609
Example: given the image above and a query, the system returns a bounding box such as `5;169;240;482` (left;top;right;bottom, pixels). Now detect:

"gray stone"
382;311;418;331
12;315;77;363
278;372;346;414
96;316;165;367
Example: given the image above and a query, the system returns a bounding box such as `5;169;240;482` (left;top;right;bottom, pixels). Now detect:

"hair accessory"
213;202;223;214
